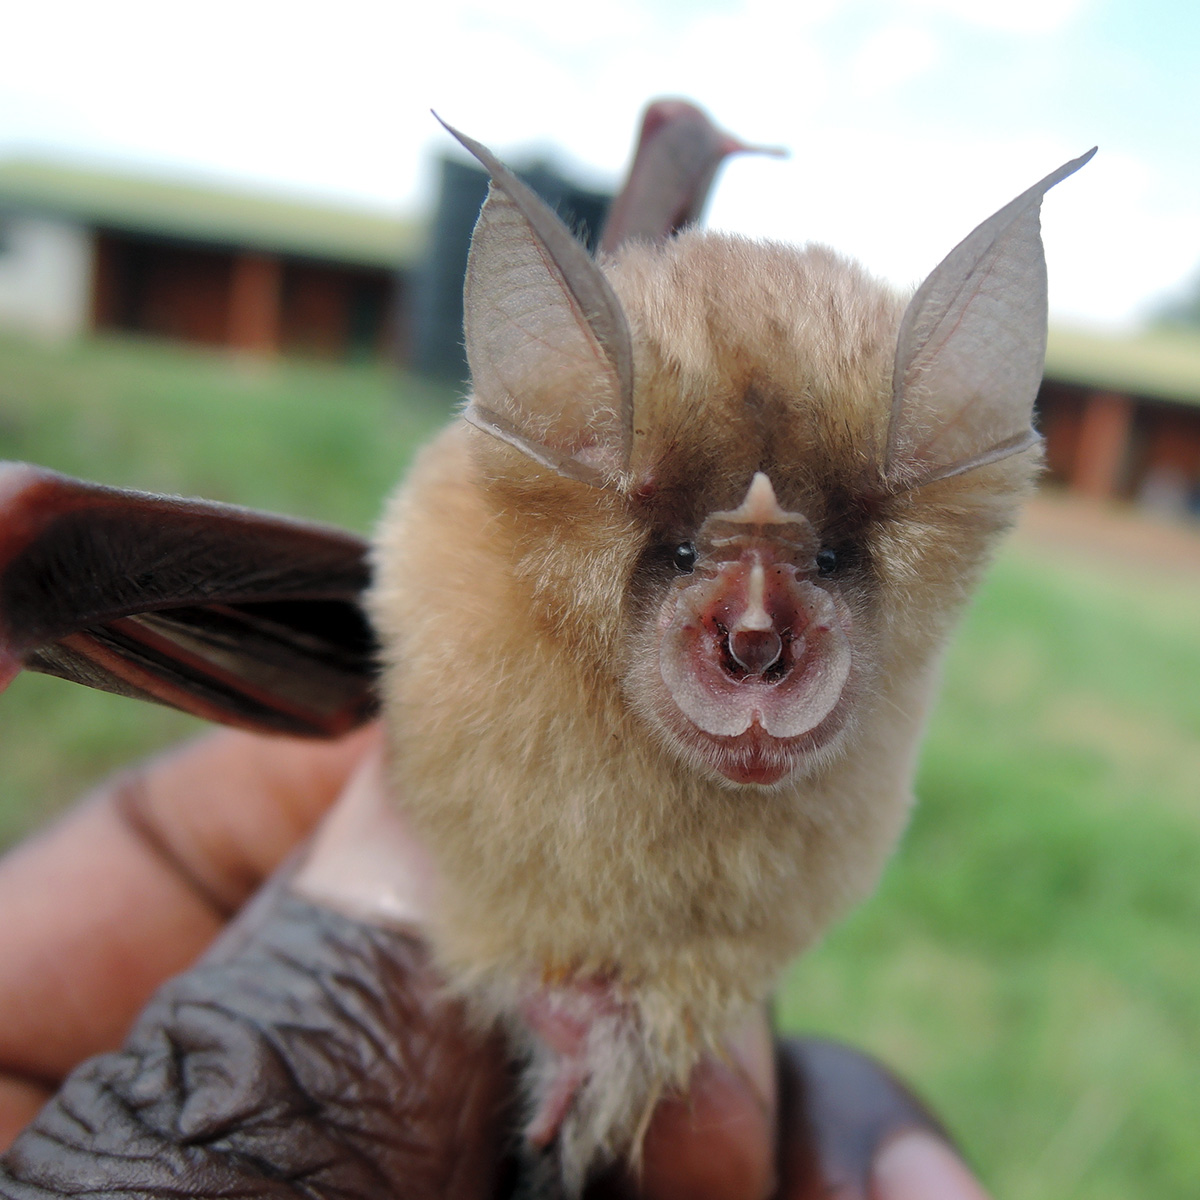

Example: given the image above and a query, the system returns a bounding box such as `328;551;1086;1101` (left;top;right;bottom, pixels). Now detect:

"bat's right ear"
884;148;1095;490
438;117;635;488
0;463;377;738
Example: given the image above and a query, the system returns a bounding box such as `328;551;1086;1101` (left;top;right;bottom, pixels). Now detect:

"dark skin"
0;726;989;1200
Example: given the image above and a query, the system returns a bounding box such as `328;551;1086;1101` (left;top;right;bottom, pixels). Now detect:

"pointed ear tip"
433;112;469;148
1043;146;1098;194
1065;145;1098;175
432;114;500;177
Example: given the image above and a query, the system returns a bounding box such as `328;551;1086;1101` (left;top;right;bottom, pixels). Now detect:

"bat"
597;97;785;254
0;108;1093;1194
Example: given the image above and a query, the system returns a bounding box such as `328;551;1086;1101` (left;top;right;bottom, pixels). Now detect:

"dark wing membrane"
0;462;378;737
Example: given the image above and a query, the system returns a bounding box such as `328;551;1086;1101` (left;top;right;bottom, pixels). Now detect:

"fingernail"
871;1130;992;1200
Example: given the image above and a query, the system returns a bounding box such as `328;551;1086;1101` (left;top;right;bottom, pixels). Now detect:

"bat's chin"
677;705;849;787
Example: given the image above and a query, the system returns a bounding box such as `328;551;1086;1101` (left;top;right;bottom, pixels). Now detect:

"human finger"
0;724;377;1118
0;885;510;1200
774;1038;991;1200
870;1131;991;1200
585;1011;777;1200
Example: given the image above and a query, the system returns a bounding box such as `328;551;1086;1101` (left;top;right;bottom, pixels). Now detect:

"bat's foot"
520;975;625;1146
516;974;651;1190
524;1057;588;1149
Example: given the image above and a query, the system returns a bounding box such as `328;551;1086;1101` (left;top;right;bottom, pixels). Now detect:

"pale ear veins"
436;114;634;487
884;147;1096;492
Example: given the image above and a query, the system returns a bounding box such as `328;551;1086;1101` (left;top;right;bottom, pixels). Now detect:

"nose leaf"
698;472;818;563
719;471;791;526
727;558;782;674
729;627;783;673
660;564;851;739
657;473;851;741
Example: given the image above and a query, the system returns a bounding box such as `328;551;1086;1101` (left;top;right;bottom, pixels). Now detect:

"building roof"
4;156;1199;408
0;159;422;270
1045;326;1200;411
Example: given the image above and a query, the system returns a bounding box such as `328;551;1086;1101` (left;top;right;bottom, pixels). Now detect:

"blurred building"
1;156;1198;516
1041;329;1200;518
0;160;420;359
0;155;608;383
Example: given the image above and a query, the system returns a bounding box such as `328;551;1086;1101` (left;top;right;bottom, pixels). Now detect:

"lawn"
1;331;1197;1199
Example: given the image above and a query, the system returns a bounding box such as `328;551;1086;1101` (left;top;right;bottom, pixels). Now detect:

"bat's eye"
672;542;697;573
815;548;839;576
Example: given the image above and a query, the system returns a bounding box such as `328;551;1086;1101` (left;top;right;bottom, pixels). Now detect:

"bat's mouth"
667;700;850;786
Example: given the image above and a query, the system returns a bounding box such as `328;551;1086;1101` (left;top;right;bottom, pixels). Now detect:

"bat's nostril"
728;627;783;674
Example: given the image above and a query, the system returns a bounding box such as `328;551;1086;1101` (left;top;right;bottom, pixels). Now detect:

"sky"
2;0;1197;330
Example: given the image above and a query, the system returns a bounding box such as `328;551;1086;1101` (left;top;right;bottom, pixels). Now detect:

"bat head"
443;122;1092;788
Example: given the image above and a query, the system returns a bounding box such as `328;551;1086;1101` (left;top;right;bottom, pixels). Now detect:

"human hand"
0;728;990;1199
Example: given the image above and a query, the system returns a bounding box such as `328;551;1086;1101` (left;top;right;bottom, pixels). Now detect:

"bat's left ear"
0;463;377;737
884;148;1096;490
438;118;635;488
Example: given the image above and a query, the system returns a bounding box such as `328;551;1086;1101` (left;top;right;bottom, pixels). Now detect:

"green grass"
2;332;1198;1198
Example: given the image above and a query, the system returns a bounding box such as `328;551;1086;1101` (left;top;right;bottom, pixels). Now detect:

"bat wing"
0;462;377;738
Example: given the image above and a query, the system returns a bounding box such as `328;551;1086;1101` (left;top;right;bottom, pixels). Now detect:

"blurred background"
0;2;1197;1198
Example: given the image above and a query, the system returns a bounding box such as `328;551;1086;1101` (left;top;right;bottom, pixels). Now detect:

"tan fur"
369;232;1039;1183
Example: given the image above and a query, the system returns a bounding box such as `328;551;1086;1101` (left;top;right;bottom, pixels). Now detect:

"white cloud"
849;24;941;96
905;0;1088;35
705;130;1129;323
1041;150;1200;328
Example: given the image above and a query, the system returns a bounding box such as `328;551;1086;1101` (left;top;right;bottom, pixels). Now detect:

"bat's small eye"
815;548;839;576
673;542;697;573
